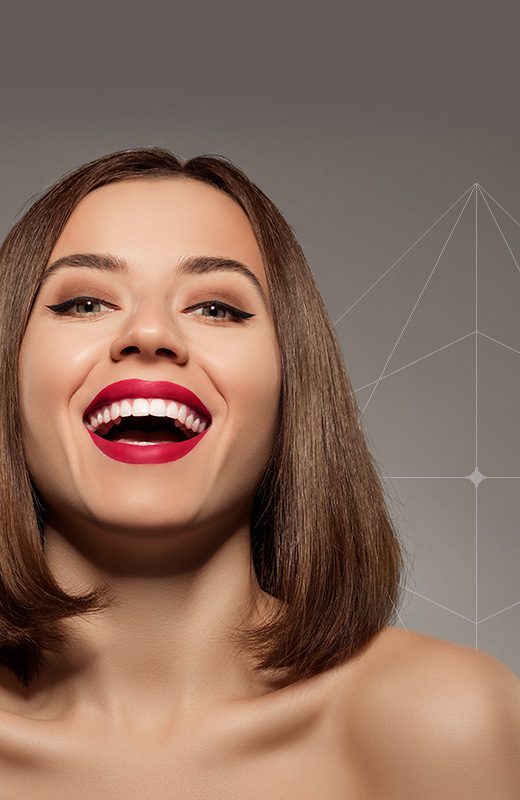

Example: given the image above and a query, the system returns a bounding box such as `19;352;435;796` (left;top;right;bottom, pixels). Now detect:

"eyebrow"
38;252;267;305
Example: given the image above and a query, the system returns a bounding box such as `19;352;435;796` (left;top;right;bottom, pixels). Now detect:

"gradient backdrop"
0;3;518;674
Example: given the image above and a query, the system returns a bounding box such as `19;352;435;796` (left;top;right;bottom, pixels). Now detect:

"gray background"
1;3;519;674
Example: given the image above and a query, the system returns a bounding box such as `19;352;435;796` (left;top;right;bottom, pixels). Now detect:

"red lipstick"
83;379;212;465
83;379;212;422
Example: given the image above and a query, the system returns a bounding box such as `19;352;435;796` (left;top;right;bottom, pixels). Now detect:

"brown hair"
0;146;408;688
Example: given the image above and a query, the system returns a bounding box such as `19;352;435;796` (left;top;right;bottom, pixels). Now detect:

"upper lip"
83;379;213;424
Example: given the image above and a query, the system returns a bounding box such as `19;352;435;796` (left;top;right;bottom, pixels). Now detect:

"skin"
3;176;519;796
17;177;286;733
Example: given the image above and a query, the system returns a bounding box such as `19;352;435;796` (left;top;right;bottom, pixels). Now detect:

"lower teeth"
117;440;172;446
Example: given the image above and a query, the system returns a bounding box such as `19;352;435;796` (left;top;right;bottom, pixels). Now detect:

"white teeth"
165;401;179;420
120;399;133;417
149;398;167;416
131;398;149;416
85;397;210;435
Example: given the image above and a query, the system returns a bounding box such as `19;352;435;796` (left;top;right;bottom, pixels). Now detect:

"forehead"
49;177;266;281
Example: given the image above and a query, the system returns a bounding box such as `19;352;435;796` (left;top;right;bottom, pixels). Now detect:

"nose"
109;299;189;364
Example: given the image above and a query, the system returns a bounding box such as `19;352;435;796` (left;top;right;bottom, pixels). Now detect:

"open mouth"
89;414;204;444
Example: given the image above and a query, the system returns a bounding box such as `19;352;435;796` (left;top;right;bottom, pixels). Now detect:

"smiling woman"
0;147;517;797
1;145;404;679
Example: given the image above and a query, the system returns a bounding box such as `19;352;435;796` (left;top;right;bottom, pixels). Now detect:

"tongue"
110;429;179;443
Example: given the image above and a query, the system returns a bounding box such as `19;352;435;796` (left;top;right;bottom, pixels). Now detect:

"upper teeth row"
85;398;208;434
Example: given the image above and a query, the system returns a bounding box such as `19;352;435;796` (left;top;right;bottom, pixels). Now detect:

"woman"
0;147;518;797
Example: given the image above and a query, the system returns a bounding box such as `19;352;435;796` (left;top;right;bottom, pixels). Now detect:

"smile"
83;379;212;465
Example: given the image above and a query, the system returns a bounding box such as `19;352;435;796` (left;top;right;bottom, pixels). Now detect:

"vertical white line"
475;184;478;651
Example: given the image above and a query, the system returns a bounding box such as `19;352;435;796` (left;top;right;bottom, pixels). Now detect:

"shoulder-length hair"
0;146;408;688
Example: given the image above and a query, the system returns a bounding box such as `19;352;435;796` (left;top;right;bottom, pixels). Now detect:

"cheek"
18;332;52;464
18;320;92;413
223;333;281;446
18;325;73;447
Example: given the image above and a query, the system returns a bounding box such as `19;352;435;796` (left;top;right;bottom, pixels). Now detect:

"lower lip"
85;426;210;464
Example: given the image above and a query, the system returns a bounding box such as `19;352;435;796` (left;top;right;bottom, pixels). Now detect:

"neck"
31;516;282;733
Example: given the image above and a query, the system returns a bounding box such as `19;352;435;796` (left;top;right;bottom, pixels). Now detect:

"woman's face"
18;177;281;548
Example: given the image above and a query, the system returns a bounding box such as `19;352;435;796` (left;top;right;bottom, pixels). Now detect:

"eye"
45;296;114;316
45;296;256;324
185;300;255;324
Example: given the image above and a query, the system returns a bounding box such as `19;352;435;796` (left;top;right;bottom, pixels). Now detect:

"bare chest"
0;691;368;799
22;737;365;799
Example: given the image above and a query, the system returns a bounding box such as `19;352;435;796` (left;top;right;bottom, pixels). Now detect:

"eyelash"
45;296;255;324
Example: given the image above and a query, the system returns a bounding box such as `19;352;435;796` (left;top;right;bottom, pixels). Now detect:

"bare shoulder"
336;626;520;799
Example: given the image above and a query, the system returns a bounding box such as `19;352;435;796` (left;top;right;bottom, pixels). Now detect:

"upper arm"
436;659;520;799
349;641;520;799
